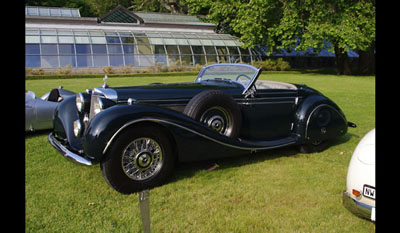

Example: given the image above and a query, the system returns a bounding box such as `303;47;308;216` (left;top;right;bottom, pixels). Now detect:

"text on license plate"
363;185;375;199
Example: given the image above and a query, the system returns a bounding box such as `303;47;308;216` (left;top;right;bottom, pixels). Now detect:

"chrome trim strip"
102;118;297;154
305;104;347;139
48;133;92;166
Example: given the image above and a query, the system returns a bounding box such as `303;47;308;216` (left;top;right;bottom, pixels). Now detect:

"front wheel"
100;125;175;194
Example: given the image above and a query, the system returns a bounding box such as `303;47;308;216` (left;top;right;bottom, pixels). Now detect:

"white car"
343;128;375;221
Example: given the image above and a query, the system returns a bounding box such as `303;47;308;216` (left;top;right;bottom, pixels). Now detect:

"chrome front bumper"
48;133;92;166
342;191;375;221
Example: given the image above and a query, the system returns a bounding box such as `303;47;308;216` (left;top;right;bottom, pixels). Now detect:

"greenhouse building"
25;5;261;69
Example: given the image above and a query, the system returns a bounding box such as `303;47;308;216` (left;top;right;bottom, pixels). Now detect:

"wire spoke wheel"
121;137;163;181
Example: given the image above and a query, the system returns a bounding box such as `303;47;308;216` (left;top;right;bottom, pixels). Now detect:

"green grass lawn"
25;72;375;232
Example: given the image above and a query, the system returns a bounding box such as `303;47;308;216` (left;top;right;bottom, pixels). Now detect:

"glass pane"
124;55;137;66
218;55;229;63
149;38;164;45
71;9;80;17
89;31;104;36
92;44;107;54
241;55;251;63
204;46;216;55
240;48;250;55
110;55;124;66
26;44;40;54
164;38;176;45
41;44;58;54
167;55;179;63
41;36;58;43
193;55;205;65
77;55;92;67
75;36;90;44
188;39;202;46
41;29;57;35
166;45;179;55
27;7;39;16
39;8;50;16
137;45;152;54
60;56;76;67
74;31;89;36
224;40;236;46
106;36;121;43
50;8;61;16
25;30;40;35
179;45;191;54
41;56;59;68
155;55;167;65
26;36;40;43
207;55;218;64
91;37;107;44
201;40;213;46
229;55;241;63
123;45;135;54
76;44;91;54
108;44;122;54
176;39;189;45
153;45;166;54
216;46;228;55
93;55;109;67
180;55;193;65
58;36;75;43
136;37;150;44
26;56;41;67
137;55;153;66
58;30;74;35
191;46;204;54
61;9;72;17
228;46;239;55
59;44;75;55
120;37;135;43
212;40;225;46
105;31;118;36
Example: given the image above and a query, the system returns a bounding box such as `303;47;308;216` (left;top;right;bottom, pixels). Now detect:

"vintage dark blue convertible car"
49;63;356;194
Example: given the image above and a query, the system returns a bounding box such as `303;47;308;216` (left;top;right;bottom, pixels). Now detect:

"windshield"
195;64;260;92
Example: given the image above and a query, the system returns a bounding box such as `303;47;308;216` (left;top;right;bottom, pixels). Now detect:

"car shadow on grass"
171;133;354;183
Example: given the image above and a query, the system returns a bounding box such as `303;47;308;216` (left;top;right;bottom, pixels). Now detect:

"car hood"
107;81;245;102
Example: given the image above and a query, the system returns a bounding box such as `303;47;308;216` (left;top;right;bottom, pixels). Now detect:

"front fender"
294;95;348;144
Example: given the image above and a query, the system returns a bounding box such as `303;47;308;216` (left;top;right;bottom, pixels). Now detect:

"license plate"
363;185;375;199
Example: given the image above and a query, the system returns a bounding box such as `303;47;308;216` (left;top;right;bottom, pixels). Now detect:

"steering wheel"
235;74;251;84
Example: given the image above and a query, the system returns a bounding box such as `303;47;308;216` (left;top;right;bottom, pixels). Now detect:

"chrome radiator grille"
88;94;98;120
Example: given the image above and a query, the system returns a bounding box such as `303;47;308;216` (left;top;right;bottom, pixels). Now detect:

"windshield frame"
195;63;261;95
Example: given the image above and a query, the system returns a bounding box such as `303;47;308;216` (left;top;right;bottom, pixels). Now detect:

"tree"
184;0;375;75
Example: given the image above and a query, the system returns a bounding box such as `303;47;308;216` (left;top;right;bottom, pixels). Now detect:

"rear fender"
293;95;348;144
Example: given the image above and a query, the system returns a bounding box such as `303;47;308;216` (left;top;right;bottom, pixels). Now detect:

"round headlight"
76;93;85;112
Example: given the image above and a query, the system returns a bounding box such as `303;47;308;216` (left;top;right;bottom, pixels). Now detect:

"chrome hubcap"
121;137;163;181
200;106;232;136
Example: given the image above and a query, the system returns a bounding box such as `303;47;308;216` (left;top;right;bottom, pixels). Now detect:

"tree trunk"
357;42;375;75
334;45;352;75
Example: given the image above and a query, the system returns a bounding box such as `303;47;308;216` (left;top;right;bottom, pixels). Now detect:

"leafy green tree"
184;0;375;75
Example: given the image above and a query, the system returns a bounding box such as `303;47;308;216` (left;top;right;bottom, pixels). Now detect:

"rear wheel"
298;140;329;153
100;125;175;194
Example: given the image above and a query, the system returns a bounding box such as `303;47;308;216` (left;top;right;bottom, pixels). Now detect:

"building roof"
100;5;215;27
